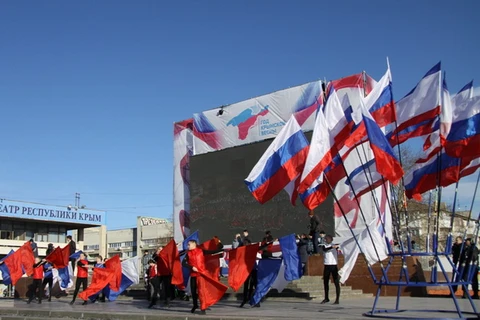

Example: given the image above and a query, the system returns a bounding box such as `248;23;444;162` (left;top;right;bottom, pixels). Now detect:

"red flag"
196;271;228;310
45;245;70;269
228;243;260;292
104;255;122;292
159;240;184;288
3;250;23;285
78;267;115;301
200;239;221;279
19;242;35;276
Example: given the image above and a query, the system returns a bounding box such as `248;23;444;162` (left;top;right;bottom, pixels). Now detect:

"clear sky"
0;1;479;230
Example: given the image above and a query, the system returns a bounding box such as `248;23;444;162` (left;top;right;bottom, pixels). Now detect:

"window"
123;241;136;247
0;231;12;240
109;242;122;248
13;222;25;241
84;244;99;251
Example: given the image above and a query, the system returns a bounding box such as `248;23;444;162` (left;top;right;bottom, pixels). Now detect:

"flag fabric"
52;262;74;290
0;250;15;285
18;242;35;276
444;96;480;158
79;267;116;301
3;249;23;285
200;239;221;279
245;116;309;204
404;152;461;199
388;62;442;146
46;245;70;269
182;231;199;251
70;251;83;260
250;258;282;306
278;234;302;281
196;270;229;310
367;67;396;128
460;157;480;178
159;239;184;288
270;262;289;293
338;223;388;284
104;257;140;301
104;255;122;292
228;243;260;292
283;175;300;205
361;102;404;185
299;108;334;194
343;68;396;149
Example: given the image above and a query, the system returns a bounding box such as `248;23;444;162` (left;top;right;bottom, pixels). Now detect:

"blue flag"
250;259;282;306
279;234;302;281
182;231;199;251
70;250;83;260
0;250;15;285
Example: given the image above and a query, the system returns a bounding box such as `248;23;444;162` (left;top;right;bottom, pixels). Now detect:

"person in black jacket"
464;238;479;299
451;236;464;293
240;230;252;247
67;235;77;272
308;211;320;254
297;234;309;275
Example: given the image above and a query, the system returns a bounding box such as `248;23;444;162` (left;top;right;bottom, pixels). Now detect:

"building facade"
0;198;106;275
79;216;172;263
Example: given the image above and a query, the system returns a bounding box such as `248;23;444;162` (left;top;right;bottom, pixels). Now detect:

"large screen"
189;132;334;244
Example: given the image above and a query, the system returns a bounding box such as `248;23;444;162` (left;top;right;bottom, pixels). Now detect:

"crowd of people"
2;210;478;314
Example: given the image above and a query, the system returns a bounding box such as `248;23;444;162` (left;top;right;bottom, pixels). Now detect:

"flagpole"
426;190;433;253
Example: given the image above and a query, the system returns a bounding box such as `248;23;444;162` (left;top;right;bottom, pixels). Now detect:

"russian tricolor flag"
362;103;404;185
444;95;480;158
245;116;309;204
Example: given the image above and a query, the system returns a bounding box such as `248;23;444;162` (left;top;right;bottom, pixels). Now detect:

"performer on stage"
70;253;93;305
182;240;207;314
321;235;340;305
147;259;160;308
42;261;54;302
28;257;47;304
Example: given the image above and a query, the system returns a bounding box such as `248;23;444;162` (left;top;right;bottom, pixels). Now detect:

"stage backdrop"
189;132;334;243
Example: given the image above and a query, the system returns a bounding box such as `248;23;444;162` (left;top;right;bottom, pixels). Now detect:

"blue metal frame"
364;251;478;319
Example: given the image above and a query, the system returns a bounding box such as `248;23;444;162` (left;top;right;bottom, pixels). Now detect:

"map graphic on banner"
192;81;323;155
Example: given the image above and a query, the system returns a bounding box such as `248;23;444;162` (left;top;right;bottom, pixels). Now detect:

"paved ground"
0;296;478;320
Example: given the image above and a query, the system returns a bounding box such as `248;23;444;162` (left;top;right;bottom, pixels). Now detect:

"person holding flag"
42;261;54;302
182;239;228;315
70;253;94;305
28;257;47;304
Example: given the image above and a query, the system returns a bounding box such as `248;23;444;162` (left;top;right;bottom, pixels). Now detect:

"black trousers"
323;265;340;301
160;275;172;302
42;277;53;298
149;277;161;305
242;269;257;303
30;279;43;302
70;258;76;272
310;231;319;254
190;276;200;309
72;277;88;302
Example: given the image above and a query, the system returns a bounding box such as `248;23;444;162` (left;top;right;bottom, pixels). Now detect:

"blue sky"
0;1;479;230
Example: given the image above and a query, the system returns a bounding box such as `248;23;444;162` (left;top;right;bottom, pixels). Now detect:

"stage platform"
0;296;478;320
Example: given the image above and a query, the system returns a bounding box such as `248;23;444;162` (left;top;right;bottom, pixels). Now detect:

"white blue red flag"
444;95;480;158
361;102;404;185
245;116;309;204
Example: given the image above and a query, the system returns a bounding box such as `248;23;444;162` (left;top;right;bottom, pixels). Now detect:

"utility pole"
75;193;80;207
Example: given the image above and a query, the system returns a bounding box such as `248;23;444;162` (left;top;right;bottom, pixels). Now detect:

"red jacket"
77;260;89;278
149;265;158;278
187;247;205;278
33;265;44;280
